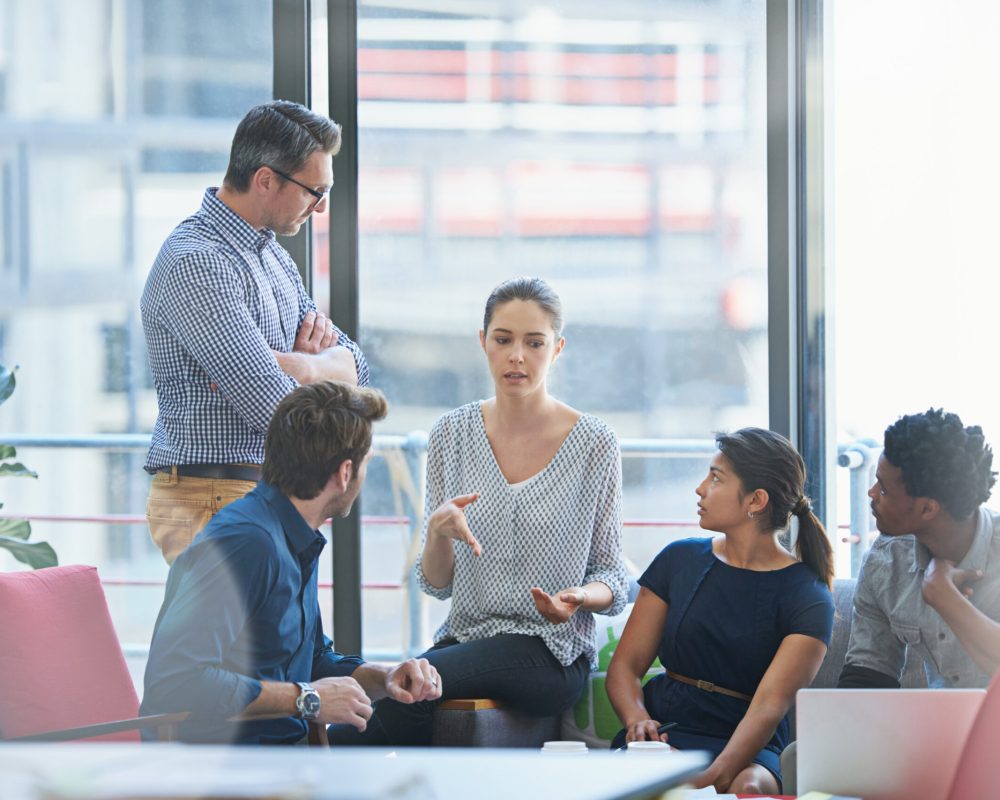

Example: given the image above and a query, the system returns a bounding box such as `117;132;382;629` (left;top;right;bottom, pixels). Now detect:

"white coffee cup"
626;740;672;754
541;740;588;755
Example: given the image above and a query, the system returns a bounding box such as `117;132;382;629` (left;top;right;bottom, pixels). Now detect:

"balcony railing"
0;433;880;659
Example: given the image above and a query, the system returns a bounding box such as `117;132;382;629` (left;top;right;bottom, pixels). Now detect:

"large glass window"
354;1;768;655
831;2;1000;566
1;1;780;665
0;1;273;672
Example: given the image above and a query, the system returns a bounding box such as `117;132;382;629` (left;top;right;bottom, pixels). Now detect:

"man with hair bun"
141;382;441;744
141;100;368;564
839;408;1000;688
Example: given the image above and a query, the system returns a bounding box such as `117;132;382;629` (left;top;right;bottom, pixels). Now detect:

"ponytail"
716;428;835;592
793;498;834;590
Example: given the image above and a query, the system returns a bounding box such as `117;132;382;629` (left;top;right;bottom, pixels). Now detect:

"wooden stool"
431;698;561;747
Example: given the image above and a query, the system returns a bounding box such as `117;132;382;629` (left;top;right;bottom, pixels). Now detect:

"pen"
615;721;679;751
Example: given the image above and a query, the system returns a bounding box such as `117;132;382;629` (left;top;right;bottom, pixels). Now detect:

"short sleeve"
638;544;676;604
638;538;713;606
785;578;835;646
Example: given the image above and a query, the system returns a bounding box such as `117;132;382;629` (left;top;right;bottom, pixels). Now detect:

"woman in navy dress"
607;428;834;794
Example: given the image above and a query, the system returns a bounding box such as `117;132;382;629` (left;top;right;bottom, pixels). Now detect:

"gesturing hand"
922;557;983;609
294;310;338;354
428;493;482;556
530;586;587;624
385;658;443;704
312;676;373;730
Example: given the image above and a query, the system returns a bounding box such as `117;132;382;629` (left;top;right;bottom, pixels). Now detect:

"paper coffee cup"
626;740;672;753
541;741;588;755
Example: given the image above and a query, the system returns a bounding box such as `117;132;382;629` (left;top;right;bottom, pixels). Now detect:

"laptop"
797;688;985;800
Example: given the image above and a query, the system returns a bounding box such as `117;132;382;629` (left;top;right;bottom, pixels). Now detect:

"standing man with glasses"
141;100;369;564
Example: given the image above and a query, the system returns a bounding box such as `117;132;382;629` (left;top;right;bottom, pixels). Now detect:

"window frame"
301;0;830;652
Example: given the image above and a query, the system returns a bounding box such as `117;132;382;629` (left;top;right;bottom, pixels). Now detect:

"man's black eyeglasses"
267;166;331;207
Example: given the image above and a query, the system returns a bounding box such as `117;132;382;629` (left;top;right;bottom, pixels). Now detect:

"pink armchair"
0;564;188;742
947;668;1000;798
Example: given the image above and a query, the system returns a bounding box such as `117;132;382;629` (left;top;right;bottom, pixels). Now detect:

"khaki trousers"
146;470;258;564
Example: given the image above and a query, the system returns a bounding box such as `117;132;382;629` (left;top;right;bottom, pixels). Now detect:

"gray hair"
223;100;342;192
483;277;564;336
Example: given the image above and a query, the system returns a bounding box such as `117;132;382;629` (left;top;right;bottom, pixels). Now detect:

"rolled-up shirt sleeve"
312;627;366;680
843;546;906;682
296;281;370;387
415;420;453;600
141;530;275;720
582;427;628;616
332;325;370;387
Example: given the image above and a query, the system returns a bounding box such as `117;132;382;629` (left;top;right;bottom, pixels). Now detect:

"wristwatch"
295;681;321;721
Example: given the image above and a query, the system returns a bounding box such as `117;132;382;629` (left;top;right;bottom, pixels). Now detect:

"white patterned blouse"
415;401;629;669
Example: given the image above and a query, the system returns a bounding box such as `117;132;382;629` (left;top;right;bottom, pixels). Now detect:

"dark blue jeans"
328;633;589;746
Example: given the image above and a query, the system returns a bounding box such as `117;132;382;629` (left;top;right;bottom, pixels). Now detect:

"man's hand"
294;310;338;354
312;676;373;730
923;557;982;610
384;658;443;704
427;493;483;556
270;311;360;386
530;586;587;624
272;347;358;386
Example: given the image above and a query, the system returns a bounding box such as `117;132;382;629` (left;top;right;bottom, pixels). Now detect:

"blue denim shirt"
845;507;1000;688
141;482;363;743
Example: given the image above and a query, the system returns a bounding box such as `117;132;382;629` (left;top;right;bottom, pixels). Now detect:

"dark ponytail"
716;429;834;589
791;496;834;590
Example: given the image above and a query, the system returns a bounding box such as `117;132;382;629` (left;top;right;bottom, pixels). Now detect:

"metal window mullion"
768;0;833;532
273;0;313;291
797;0;834;530
326;0;363;656
767;0;798;447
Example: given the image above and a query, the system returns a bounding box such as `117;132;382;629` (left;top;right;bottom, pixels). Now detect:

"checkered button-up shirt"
142;188;369;471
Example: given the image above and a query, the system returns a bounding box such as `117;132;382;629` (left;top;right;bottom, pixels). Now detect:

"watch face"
301;691;321;716
297;684;321;719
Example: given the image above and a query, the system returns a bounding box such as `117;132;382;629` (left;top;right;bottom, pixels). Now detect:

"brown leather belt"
159;464;262;482
667;670;753;703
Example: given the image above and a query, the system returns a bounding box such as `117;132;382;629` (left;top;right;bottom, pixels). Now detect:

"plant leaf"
0;365;15;405
0;518;31;539
0;462;38;478
0;444;15;460
0;537;58;569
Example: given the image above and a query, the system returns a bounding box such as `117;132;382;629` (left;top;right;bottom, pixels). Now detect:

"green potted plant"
0;364;58;568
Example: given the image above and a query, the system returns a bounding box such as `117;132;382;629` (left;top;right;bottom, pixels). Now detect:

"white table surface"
0;743;709;800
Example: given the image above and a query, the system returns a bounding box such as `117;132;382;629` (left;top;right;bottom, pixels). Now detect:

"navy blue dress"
616;537;834;786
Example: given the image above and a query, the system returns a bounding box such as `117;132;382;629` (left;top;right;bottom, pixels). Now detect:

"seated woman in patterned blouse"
330;276;629;746
606;428;835;794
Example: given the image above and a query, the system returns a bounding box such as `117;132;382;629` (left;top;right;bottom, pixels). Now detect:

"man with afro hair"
839;408;1000;688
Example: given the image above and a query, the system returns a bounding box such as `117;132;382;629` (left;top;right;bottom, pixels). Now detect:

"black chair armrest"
7;711;192;743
